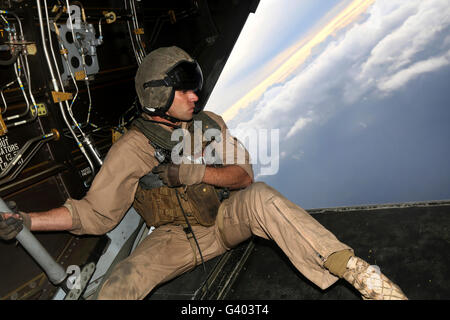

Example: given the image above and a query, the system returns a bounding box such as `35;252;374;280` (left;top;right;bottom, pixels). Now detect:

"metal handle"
0;198;67;285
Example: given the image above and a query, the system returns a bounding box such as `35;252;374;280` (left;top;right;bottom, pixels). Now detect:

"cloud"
348;0;450;101
358;121;368;128
286;117;313;138
207;0;374;118
205;1;316;115
378;50;450;92
361;1;450;74
228;0;450;140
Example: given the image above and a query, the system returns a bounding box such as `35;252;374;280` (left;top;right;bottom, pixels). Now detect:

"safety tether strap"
175;189;206;273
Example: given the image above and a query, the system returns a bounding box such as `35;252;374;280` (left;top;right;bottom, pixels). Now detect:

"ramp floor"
147;202;450;300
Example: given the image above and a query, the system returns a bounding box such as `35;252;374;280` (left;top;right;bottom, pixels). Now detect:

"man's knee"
246;181;276;201
243;182;287;210
97;260;151;300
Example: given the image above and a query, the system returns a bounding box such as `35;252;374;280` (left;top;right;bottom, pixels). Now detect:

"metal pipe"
7;61;31;119
0;140;47;185
43;1;64;90
130;0;145;60
124;0;141;64
36;0;59;91
46;3;101;170
82;135;103;166
0;198;67;285
52;22;81;121
0;10;38;125
0;130;59;181
45;2;83;138
36;0;96;176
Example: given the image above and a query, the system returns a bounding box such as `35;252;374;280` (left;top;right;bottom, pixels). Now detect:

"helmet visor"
166;60;203;92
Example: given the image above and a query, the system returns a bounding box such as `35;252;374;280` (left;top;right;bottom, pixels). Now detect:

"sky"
205;0;450;209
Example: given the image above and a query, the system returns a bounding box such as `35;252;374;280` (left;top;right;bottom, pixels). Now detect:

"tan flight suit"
63;111;352;300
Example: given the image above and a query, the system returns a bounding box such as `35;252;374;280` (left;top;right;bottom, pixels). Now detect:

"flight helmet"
135;46;203;120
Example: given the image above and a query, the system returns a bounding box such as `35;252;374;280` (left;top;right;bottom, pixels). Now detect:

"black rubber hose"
0;50;19;66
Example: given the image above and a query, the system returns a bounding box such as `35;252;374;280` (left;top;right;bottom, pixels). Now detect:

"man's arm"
153;163;253;190
1;206;73;232
27;207;73;231
203;165;253;190
0;206;72;241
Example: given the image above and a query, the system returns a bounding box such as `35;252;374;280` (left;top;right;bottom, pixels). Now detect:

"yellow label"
103;11;117;24
52;91;73;103
26;44;37;55
0;113;8;136
168;10;176;24
75;70;86;81
112;127;128;144
30;103;48;117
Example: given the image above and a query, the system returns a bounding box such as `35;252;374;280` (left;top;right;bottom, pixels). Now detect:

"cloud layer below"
210;0;450;207
228;0;450;143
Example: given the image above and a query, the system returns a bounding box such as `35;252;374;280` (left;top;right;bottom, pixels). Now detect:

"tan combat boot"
343;256;408;300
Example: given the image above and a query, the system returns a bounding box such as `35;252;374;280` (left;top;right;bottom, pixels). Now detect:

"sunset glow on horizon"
221;0;375;122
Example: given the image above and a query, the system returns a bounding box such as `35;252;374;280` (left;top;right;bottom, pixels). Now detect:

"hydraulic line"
51;21;80;121
0;80;16;114
0;12;38;126
98;17;103;40
45;0;79;123
0;50;18;66
62;1;102;166
43;1;64;92
85;79;92;124
0;90;7;113
0;129;60;185
5;10;23;38
44;1;82;134
63;1;96;131
124;0;141;64
36;0;97;174
3;61;38;128
20;54;39;111
129;0;145;60
128;0;141;60
10;61;31;118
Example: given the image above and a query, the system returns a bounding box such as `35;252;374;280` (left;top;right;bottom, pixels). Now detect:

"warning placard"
0;135;23;172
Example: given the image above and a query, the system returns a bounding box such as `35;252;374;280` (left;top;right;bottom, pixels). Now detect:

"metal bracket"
64;262;96;300
52;5;103;82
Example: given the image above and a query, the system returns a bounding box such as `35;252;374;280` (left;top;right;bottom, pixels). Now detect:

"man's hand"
152;163;206;187
0;212;31;241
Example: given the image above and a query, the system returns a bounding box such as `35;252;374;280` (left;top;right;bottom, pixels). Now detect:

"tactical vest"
131;112;227;228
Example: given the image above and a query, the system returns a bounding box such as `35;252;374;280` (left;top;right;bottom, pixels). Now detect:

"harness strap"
183;224;198;268
175;189;206;272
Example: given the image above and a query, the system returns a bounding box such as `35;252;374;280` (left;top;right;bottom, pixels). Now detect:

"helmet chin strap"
160;113;188;124
143;106;190;126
